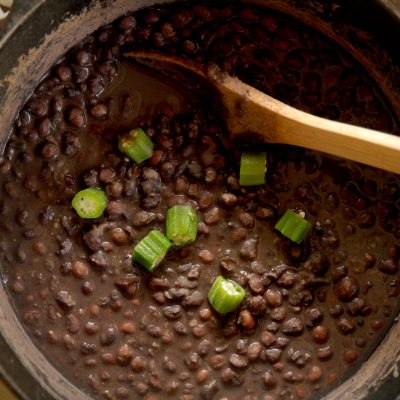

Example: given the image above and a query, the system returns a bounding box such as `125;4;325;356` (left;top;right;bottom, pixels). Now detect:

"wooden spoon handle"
125;51;400;174
217;74;400;174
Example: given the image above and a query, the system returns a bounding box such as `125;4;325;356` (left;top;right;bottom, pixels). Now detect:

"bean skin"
66;106;86;128
312;326;329;343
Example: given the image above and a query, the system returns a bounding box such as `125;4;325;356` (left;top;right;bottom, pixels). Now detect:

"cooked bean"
133;211;156;227
239;310;256;330
66;106;86;128
343;349;359;364
247;341;262;361
90;103;108;119
335;276;359;302
209;354;226;370
379;259;398;274
262;348;282;363
204;207;220;225
282;318;304;336
199;250;215;264
239;239;258;260
232;227;247;242
337;318;356;335
219;193;238;207
317;346;333;360
312;325;329;343
264;289;282;308
72;261;90;279
229;354;248;368
56;291;75;311
163;305;182;320
263;371;277;388
238;212;255;229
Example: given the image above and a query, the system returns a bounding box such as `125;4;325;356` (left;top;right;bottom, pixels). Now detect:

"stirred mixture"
0;2;399;400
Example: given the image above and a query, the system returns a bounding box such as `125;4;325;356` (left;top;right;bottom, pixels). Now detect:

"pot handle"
0;0;43;41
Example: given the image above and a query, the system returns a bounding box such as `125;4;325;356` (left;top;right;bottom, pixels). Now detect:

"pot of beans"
0;1;399;400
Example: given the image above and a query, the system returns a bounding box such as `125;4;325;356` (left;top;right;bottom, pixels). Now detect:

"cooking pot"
0;1;399;399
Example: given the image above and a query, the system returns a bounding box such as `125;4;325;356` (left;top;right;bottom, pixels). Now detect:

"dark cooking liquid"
0;3;400;400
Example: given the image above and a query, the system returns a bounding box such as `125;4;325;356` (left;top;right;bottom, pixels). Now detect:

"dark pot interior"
0;1;399;399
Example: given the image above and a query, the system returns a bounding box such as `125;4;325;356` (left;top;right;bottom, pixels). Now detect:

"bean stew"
0;2;399;400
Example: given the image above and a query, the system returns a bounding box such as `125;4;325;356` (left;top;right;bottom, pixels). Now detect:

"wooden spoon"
125;51;400;174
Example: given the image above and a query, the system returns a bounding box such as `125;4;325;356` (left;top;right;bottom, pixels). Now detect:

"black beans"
270;306;287;322
229;354;248;368
346;297;367;316
239;239;258;260
255;207;274;219
66;314;80;334
163;305;182;320
312;326;329;343
56;65;72;82
379;259;398;274
107;201;127;217
264;289;282;308
76;50;91;66
357;211;375;228
117;344;133;365
114;275;139;298
238;212;255;229
337;318;356;335
209;355;226;370
132;211;156;227
221;367;243;386
335;276;359;302
263;371;277;388
317;345;333;360
182;40;197;54
248;276;264;294
329;304;344;318
282;318;304;336
198;191;213;210
90;251;108;269
304;308;323;327
332;265;348;283
343;348;359;364
90;103;108;119
185;352;201;370
80;341;97;355
55;291;76;311
119;15;137;30
3;181;18;198
304;251;329;276
204;207;220;225
173;321;188;335
1;3;399;400
262;348;282;363
182;291;204;307
26;98;48;117
66;106;86;128
239;309;256;330
63;132;80;156
219;193;238;207
232;227;247;242
72;261;89;279
200;379;219;400
247;342;262;361
261;331;276;347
